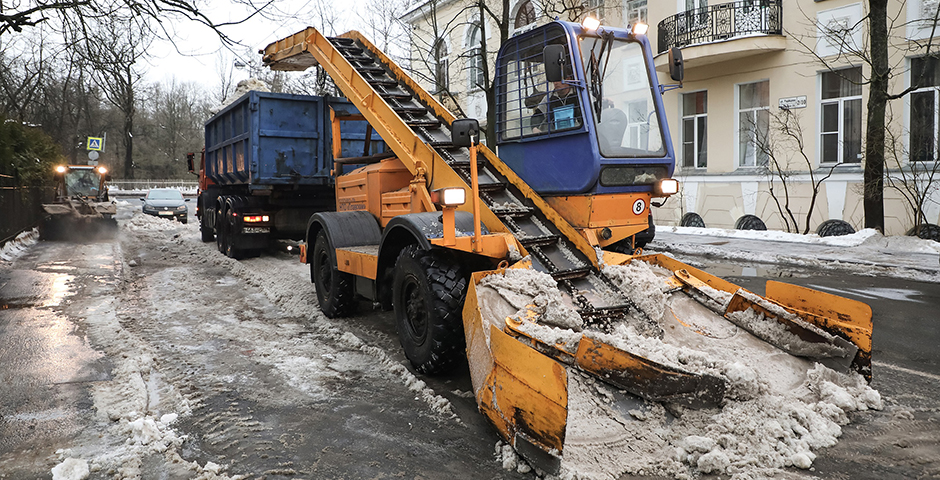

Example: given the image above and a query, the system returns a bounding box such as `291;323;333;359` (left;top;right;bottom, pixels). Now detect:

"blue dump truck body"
205;91;379;187
198;91;386;256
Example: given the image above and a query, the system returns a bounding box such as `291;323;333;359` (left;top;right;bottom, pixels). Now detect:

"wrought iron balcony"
657;1;783;54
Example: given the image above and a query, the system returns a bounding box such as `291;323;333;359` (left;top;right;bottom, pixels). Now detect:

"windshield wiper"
585;31;615;124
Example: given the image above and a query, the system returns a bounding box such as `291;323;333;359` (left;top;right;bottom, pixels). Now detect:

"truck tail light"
243;215;270;223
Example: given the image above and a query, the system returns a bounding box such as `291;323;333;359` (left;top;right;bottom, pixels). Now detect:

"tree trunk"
864;0;888;232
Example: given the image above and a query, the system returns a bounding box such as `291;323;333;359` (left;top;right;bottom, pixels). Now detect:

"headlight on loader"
431;188;466;207
656;178;679;196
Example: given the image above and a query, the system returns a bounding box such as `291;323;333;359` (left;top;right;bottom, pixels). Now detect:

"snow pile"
479;261;883;479
210;79;270;114
479;265;583;330
602;261;671;321
51;458;89;480
0;227;39;261
116;208;458;420
655;226;940;283
663;225;885;247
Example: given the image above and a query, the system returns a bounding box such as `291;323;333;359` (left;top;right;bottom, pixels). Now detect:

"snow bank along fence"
0;173;53;245
109;180;199;193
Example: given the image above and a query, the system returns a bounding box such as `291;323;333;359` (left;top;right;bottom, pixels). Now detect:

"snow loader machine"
41;164;117;240
262;20;874;473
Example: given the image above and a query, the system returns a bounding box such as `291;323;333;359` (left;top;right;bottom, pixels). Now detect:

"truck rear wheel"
200;221;214;242
392;245;467;375
312;232;355;317
217;205;243;259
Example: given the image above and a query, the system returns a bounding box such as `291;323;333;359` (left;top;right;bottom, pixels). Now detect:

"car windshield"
64;170;100;197
579;36;666;158
147;190;183;200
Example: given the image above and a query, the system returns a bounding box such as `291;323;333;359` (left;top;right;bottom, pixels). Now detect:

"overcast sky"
144;0;366;88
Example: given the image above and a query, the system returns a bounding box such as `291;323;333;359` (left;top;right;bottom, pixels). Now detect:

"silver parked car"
141;188;189;223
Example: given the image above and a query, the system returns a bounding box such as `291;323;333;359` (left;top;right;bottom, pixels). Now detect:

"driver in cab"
530;79;582;134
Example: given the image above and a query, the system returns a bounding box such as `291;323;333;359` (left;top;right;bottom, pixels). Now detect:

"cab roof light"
582;16;600;31
632;22;649;36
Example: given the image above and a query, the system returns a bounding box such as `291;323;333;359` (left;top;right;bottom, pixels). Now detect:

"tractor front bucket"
462;252;874;472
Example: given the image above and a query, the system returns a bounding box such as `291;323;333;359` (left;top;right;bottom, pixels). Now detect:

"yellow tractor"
41;164;117;240
262;21;873;472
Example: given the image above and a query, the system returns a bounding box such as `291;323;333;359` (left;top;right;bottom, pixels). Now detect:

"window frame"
513;0;537;32
433;39;450;93
625;0;648;27
681;90;707;169
818;66;863;165
736;80;770;168
467;24;485;91
909;55;940;163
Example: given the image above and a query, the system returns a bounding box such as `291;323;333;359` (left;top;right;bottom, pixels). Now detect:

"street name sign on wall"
778;96;807;110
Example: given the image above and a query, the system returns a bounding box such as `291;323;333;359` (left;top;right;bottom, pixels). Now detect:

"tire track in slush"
118;214;468;478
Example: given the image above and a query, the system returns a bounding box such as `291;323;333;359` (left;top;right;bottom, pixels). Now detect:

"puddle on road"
668;254;825;280
42;273;75;308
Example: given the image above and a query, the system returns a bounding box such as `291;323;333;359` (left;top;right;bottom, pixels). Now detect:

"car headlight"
176;205;187;212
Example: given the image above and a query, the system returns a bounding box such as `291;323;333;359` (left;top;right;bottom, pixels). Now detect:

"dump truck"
189;92;387;258
41;164;117;239
260;21;874;473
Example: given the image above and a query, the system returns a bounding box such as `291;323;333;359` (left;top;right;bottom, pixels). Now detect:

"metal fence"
108;179;199;193
0;173;52;244
657;0;783;54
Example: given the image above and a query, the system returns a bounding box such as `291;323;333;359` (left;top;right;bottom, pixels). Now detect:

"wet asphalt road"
0;224;938;479
0;221;524;479
0;241;120;476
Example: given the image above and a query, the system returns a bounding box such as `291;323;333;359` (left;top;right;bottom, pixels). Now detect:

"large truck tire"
392;245;467;375
312;232;356;318
200;222;214;242
217;202;244;259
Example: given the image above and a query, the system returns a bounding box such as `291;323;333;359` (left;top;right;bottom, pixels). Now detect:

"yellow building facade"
403;0;940;235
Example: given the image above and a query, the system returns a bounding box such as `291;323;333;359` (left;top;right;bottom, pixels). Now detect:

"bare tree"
74;12;153;178
214;51;237;105
1;0;273;42
359;0;408;55
884;107;940;234
788;0;940;233
749;108;840;234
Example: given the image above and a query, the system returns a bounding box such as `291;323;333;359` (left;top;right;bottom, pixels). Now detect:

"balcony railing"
657;1;783;54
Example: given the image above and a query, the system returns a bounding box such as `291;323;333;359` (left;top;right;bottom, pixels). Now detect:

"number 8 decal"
632;199;646;215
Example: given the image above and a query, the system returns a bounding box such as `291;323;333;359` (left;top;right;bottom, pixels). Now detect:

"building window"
682;0;709;32
682;91;707;168
514;0;536;30
911;56;940;162
738;80;769;167
625;0;648;26
433;39;449;92
468;24;485;90
585;0;604;22
820;67;862;164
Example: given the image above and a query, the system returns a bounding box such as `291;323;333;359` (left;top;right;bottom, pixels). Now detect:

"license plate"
243;227;270;234
158;211;173;216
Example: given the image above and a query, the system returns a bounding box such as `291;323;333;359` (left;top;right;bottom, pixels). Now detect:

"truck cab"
495;20;680;250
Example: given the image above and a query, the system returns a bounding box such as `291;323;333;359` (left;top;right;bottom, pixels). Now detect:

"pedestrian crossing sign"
87;137;103;151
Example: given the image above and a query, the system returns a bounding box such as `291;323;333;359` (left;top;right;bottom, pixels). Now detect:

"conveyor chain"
326;37;647;331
